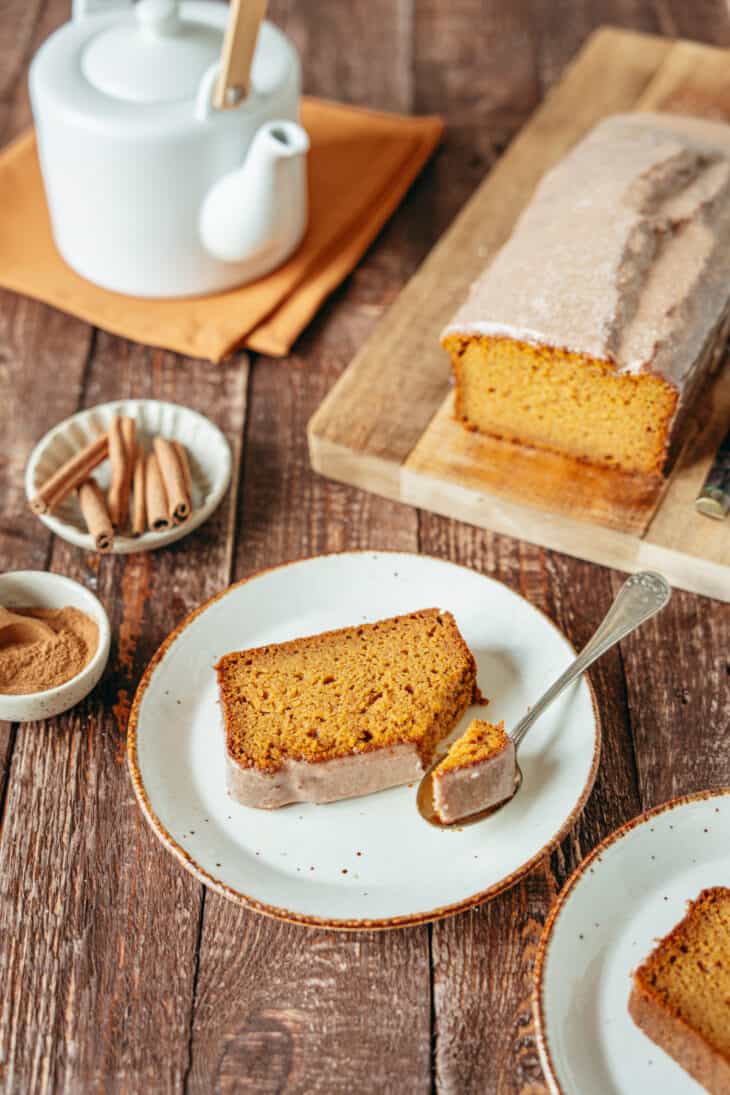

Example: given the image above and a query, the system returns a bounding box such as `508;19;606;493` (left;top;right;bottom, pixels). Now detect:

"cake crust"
216;609;483;808
432;719;516;824
629;886;730;1094
442;113;730;477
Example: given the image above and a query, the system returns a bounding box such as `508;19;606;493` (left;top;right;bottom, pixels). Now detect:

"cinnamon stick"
30;433;109;515
131;443;146;537
153;437;191;524
145;452;171;531
173;441;193;501
107;415;136;530
77;479;114;553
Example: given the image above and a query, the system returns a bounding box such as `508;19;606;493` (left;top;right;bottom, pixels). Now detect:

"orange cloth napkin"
0;99;442;361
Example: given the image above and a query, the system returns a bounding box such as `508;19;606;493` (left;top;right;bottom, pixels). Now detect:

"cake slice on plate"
216;608;483;808
629;886;730;1094
431;718;516;824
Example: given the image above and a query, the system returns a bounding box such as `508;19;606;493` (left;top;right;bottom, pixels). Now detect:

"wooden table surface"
1;1;729;1092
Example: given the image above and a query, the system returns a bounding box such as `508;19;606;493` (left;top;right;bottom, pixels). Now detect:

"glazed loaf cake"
442;113;730;478
216;609;482;808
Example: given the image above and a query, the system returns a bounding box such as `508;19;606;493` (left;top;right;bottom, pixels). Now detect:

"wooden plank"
0;11;99;1042
0;0;68;142
186;2;431;1090
418;14;728;1093
400;389;730;603
0;293;93;870
0;337;247;1091
616;576;730;807
0;5;726;1094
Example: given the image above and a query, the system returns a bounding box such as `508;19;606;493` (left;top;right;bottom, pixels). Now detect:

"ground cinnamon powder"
0;606;98;695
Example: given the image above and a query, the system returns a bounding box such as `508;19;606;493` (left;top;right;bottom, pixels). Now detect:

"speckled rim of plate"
25;399;232;554
532;786;730;1094
127;550;603;931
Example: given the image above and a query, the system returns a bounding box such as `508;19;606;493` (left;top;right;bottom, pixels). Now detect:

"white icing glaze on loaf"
443;113;730;390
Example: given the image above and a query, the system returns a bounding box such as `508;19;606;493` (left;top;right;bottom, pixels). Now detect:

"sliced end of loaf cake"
629;886;730;1093
443;333;678;477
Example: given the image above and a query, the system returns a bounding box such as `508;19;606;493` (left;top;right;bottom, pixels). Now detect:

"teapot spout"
199;120;309;269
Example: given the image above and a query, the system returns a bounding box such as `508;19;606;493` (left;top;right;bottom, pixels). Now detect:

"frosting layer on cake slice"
432;718;516;824
443;113;730;476
216;609;482;808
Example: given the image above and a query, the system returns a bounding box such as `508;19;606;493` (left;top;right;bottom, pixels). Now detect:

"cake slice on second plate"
629;886;730;1094
216;608;483;808
431;718;516;824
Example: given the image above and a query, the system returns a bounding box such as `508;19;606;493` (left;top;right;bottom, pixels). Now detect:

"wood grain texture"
0;0;67;142
187;342;429;1095
0;293;93;872
615;576;730;806
410;7;727;1093
0;341;246;1092
405;393;666;533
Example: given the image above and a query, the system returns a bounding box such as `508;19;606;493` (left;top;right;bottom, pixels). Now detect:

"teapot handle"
195;63;222;123
195;61;263;122
72;0;131;20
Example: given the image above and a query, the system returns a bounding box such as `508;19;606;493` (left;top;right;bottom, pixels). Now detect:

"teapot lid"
82;0;223;104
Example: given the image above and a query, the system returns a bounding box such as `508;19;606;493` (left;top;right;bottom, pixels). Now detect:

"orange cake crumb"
433;718;508;775
629;886;730;1093
216;609;483;774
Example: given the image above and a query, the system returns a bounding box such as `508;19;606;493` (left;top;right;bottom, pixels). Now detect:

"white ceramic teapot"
29;0;309;298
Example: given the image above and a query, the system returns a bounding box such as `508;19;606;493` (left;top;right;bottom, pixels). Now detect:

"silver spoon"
417;571;672;827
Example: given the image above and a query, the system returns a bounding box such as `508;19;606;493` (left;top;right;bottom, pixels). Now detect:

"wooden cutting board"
308;27;730;603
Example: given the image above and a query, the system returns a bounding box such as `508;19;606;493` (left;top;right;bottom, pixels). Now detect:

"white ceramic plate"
534;788;730;1094
25;399;232;554
128;551;600;929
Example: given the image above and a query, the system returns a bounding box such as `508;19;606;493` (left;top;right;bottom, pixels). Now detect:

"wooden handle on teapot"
214;0;268;110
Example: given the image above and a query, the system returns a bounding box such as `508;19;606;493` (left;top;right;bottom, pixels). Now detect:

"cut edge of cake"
432;718;516;824
441;112;730;482
628;886;730;1094
216;609;484;809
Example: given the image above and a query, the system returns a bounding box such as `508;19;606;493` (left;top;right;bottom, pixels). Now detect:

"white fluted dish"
25;399;232;554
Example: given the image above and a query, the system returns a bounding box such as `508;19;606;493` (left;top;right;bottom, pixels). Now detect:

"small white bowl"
0;571;111;722
25;399;232;554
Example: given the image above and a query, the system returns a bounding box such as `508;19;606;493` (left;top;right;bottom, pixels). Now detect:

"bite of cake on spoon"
431;719;517;824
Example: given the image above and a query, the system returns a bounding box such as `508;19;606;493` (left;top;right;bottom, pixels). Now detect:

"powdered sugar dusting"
443;113;730;388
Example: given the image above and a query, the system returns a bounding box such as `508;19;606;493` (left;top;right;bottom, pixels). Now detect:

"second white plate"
534;788;730;1094
128;551;601;928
